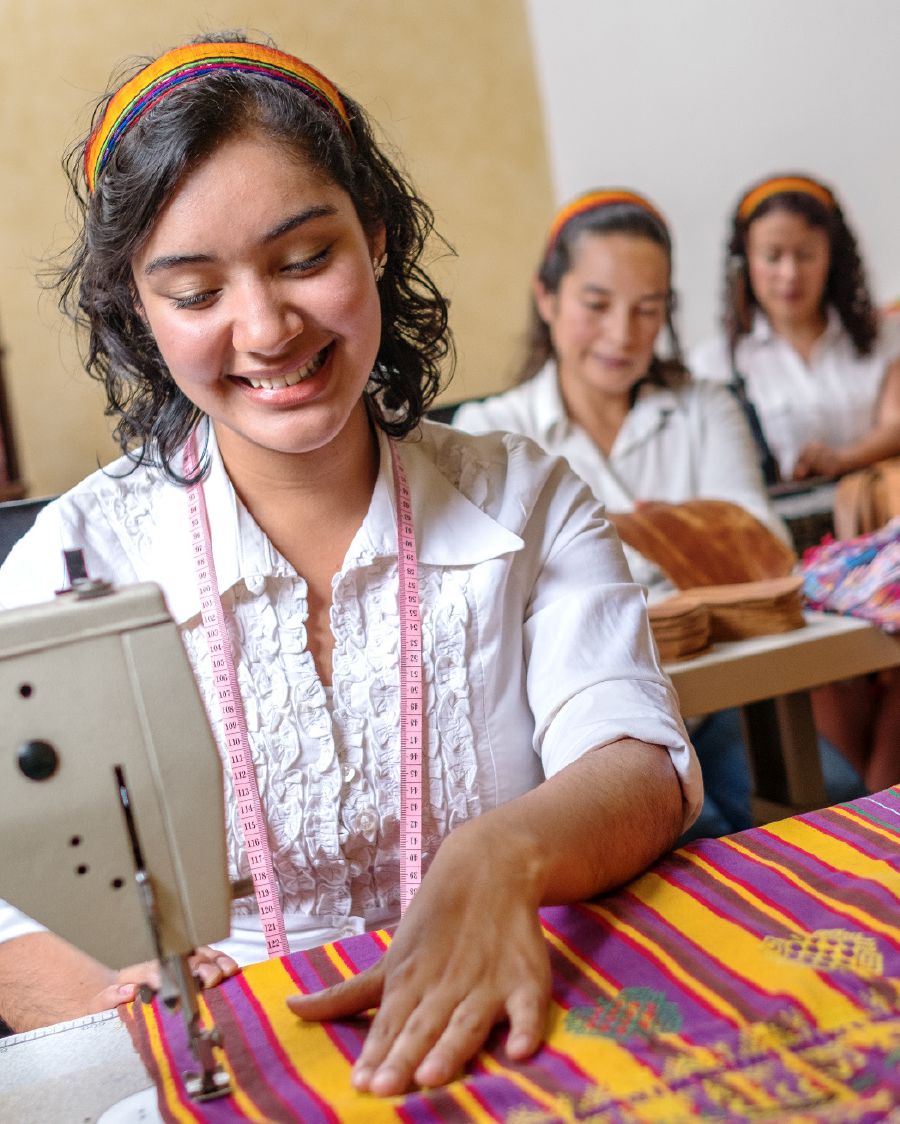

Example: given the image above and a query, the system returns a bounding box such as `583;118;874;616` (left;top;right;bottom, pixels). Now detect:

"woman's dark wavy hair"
724;172;877;358
516;201;689;393
55;32;453;482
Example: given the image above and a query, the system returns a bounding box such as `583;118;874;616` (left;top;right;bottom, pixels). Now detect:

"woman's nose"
231;281;303;355
607;307;634;348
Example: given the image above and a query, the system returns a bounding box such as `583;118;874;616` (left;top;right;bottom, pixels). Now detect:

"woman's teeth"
246;349;326;389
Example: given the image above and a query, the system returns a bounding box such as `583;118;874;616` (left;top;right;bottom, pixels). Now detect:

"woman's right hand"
85;945;238;1014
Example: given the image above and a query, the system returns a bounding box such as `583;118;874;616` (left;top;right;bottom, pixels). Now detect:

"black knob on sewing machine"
17;739;59;781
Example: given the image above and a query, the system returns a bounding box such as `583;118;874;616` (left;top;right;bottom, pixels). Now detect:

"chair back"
0;497;52;567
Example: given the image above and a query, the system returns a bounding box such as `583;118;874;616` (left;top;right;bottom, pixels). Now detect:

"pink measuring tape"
184;429;423;957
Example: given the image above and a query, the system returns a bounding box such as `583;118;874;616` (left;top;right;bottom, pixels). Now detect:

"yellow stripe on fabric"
545;912;728;1069
236;953;441;1123
479;1051;574;1115
678;849;806;932
586;897;747;1025
617;876;862;1029
142;1003;203;1124
832;802;900;848
726;828;900;942
540;928;705;1112
195;993;268;1123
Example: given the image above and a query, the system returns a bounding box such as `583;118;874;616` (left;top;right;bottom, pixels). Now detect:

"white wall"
526;0;900;351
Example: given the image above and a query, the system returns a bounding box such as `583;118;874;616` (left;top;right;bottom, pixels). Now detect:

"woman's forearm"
0;931;117;1032
436;738;685;909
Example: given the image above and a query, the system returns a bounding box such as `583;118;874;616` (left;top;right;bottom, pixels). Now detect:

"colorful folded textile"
802;517;900;633
123;788;900;1121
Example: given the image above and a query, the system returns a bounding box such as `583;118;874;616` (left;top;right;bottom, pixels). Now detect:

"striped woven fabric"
122;788;900;1121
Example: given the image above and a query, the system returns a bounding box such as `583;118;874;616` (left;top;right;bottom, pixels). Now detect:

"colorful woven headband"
737;176;834;221
544;189;668;258
85;42;351;193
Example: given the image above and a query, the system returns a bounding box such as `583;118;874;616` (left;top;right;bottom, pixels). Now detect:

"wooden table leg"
740;691;828;824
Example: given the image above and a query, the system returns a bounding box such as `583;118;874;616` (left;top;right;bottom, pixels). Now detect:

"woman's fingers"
189;946;239;988
85;981;140;1014
287;965;384;1021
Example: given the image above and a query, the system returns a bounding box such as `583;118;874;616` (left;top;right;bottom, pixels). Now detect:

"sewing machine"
0;559;234;1100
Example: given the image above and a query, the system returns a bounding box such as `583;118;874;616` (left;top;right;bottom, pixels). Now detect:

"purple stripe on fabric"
144;998;247;1123
204;971;343;1119
651;864;867;1013
726;830;900;953
543;904;737;1034
281;954;370;1065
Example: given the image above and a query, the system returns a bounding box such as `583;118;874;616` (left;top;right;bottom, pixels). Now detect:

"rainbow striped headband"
738;176;834;221
85;42;351;193
544;189;668;258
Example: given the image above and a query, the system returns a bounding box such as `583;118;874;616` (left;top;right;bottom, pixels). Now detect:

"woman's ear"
532;277;556;325
370;223;387;264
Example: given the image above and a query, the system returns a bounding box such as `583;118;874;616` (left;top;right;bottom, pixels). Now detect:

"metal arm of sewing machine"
0;564;243;1100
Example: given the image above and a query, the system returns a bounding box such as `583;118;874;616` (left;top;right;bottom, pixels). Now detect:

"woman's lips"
232;343;331;389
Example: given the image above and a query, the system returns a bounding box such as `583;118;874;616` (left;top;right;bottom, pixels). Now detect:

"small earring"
373;252;388;282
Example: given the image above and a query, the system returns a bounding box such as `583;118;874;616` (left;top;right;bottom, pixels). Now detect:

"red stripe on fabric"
754;827;900;951
230;972;343;1122
205;981;312;1122
669;852;809;931
648;872;857;1016
151;1004;206;1123
800;810;900;880
280;954;369;1067
592;899;745;1028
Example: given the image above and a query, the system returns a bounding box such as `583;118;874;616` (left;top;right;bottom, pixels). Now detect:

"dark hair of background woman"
724;175;878;359
516;202;689;391
54;32;454;482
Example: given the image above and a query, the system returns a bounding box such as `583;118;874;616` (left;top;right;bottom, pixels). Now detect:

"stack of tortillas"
656;575;806;647
648;598;712;661
610;500;806;657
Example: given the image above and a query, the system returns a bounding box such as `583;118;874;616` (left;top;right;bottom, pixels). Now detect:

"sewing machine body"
0;580;231;967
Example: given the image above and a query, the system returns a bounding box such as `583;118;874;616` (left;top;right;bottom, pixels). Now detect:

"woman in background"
454;188;865;837
690;173;900;483
691;174;900;792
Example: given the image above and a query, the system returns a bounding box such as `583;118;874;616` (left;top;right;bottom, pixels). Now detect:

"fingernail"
351;1065;372;1090
118;984;136;1001
371;1067;400;1095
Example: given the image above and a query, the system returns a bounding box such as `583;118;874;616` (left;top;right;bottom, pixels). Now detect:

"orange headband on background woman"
543;189;668;260
737;175;835;222
85;42;351;193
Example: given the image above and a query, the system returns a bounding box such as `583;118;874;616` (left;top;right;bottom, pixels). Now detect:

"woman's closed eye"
281;245;332;275
170;288;220;310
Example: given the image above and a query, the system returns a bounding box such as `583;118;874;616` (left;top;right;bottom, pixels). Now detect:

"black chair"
0;496;53;567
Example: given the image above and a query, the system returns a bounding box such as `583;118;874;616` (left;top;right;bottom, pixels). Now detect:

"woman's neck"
766;308;828;364
212;404;381;570
558;373;633;458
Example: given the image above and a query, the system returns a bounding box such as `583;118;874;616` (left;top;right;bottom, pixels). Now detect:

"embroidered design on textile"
762;928;883;976
505;1015;900;1123
565;986;682;1040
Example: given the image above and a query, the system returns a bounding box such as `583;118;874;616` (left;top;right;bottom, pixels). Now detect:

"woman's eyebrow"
580;283;668;300
141;205;340;275
263;204;339;244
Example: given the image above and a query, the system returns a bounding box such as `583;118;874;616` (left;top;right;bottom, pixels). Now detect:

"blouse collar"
159;423;522;624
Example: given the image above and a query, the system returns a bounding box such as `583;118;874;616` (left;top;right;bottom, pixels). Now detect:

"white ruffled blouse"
0;422;700;964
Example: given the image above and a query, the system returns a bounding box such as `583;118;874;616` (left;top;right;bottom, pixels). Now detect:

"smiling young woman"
0;38;700;1097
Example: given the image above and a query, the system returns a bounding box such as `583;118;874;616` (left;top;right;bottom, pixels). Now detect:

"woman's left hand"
792;441;844;480
286;824;551;1097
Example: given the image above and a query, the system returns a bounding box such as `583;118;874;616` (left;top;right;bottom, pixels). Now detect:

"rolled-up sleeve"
519;459;702;827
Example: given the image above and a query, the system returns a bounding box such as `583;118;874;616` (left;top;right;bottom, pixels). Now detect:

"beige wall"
0;1;552;497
